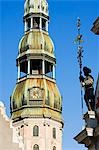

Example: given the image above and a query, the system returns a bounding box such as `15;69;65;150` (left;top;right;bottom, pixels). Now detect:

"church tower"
10;0;63;150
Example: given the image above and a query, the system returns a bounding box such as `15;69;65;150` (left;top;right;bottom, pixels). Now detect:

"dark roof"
91;17;99;35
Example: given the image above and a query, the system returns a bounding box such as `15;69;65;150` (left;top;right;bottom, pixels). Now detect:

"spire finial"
24;0;48;17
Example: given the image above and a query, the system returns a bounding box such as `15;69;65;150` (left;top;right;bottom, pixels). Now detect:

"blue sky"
0;0;99;150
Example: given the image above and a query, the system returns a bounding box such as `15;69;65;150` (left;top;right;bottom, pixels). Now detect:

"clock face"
29;87;44;100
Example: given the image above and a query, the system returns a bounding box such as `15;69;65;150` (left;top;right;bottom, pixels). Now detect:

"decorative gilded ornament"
29;87;44;100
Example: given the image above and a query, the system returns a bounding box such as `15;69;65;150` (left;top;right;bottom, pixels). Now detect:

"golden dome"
24;0;48;16
19;31;54;56
11;78;63;123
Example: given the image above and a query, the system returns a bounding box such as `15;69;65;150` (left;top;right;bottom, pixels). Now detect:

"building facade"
10;0;64;150
0;101;22;150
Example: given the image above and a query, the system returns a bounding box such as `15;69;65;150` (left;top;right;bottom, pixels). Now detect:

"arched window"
33;144;39;150
53;146;56;150
33;125;39;136
53;128;56;139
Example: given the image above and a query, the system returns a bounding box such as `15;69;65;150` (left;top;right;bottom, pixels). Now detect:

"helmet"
83;66;91;74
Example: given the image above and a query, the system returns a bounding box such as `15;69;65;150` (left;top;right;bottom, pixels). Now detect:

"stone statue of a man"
79;66;95;111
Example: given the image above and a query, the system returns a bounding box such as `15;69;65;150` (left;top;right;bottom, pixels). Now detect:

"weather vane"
74;17;84;116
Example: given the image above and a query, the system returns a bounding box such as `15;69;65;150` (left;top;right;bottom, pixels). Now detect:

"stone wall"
13;118;63;150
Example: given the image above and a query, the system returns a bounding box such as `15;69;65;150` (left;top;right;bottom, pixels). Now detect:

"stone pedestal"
74;111;99;150
83;111;97;129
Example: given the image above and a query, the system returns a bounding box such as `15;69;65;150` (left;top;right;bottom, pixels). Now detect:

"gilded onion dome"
11;78;62;123
18;31;54;57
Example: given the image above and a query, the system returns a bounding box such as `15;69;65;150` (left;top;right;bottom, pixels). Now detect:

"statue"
79;66;95;111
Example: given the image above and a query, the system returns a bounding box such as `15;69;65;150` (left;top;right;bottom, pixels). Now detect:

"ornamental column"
28;59;30;75
46;21;48;32
18;63;20;79
25;20;27;32
42;59;45;75
31;17;33;29
40;18;42;30
53;65;55;79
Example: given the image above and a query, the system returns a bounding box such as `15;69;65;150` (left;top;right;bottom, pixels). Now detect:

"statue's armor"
80;73;95;111
82;75;94;89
